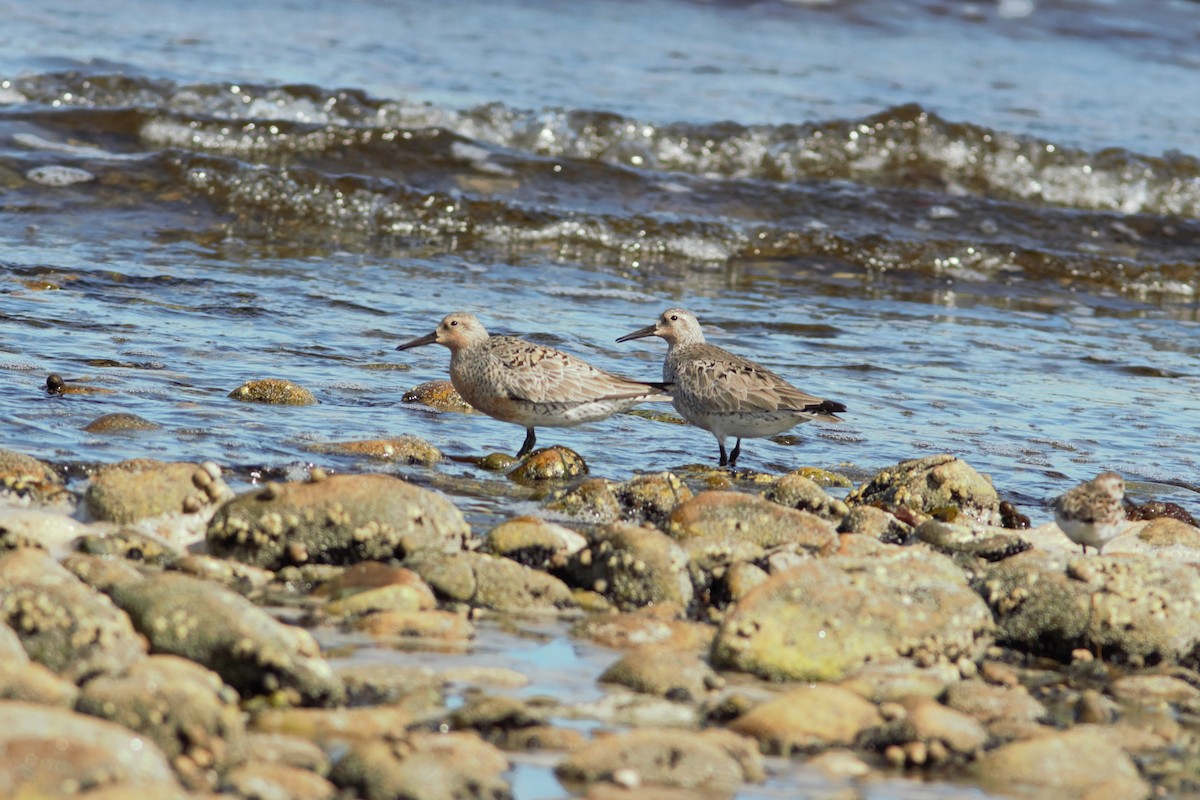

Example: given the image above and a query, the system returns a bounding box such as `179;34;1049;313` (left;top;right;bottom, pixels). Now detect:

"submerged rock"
108;572;343;706
847;454;1001;525
307;435;443;465
208;472;469;569
0;548;145;682
977;550;1200;666
82;412;162;433
0;701;180;796
712;549;994;681
228;378;317;405
85;458;232;523
402;379;476;413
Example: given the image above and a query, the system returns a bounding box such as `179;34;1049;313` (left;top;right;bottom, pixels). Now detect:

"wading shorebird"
397;312;669;458
1052;471;1127;554
617;308;846;467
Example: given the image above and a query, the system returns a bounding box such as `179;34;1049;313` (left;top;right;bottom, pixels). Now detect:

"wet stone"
667;490;838;551
172;552;276;594
82;411;162;433
599;645;722;701
942;679;1048;740
0;447;65;503
207;472;470;569
762;471;849;524
334;663;442;708
564;523;693;609
85;458;233;524
407;551;576;612
76;654;249;791
972;725;1150;799
329;732;510;800
571;610;715;652
613;471;693;527
482;515;587;570
402;379;476;413
314;561;437;620
506;445;587;483
351;608;476;643
847;453;1002;525
78;526;179;565
222;763;338;800
545;477;623;522
0;507;88;556
0;548;145;682
555;728;764;792
713;548;994;681
0;625;78;706
107;571;344;706
250;705;420;745
839;504;914;544
916;519;1032;561
245;731;331;775
307;435;443;465
228;378;317;405
1136;517;1200;550
0;701;179;796
729;684;883;753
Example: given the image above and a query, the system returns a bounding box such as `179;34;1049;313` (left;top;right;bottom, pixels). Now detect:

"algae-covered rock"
713;549;994;681
566;523;693;609
507;446;587;483
977;550;1200;665
307;435;443;465
402;379;476;413
847;454;1001;525
555;728;763;792
972;726;1150;799
228;378;316;405
729;684;883;753
667;490;838;548
916;519;1032;561
408;551;576;612
85;459;232;523
0;701;179;796
0;548;145;682
108;572;343;706
763;472;849;524
208;472;469;569
330;732;510;800
76;655;249;790
0;625;78;706
545;478;623;522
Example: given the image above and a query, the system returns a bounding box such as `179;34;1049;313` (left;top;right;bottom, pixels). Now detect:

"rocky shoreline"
1;438;1197;799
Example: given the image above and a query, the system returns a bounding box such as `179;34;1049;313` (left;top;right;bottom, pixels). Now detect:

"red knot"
618;307;846;467
1053;471;1127;553
397;312;669;458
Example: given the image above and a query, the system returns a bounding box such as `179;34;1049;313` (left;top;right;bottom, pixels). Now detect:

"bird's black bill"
616;324;657;343
396;331;437;351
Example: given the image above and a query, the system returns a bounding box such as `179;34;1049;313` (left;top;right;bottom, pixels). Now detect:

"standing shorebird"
617;308;846;467
1052;471;1127;554
397;312;669;458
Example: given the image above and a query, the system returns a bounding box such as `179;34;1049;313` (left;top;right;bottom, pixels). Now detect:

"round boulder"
207;473;469;569
86;459;232;523
713;549;994;681
846;454;1001;525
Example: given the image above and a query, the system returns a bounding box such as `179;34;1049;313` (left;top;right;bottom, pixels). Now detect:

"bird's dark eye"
669;314;678;321
450;320;458;326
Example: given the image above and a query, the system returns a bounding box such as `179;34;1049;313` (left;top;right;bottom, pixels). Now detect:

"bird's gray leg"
728;438;742;467
717;436;728;467
516;428;537;458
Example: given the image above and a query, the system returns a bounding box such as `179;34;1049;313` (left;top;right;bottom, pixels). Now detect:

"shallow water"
2;1;1199;797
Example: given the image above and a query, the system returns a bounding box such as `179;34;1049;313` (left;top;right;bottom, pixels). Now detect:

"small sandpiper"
397;312;669;458
1052;471;1127;554
617;307;846;467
